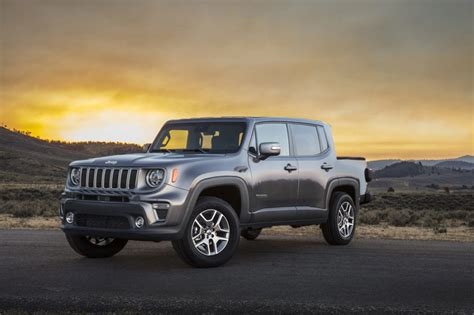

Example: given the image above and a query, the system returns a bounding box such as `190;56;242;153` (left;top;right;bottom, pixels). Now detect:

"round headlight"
146;169;165;188
70;168;81;186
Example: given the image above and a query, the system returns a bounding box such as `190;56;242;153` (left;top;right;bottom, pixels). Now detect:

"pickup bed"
60;117;371;267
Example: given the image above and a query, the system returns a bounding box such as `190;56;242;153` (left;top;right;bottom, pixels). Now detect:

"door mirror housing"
258;142;281;160
143;143;151;152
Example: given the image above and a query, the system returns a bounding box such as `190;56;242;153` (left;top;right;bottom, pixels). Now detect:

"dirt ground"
1;214;472;242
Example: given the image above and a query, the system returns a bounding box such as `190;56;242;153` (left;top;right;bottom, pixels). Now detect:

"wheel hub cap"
337;201;354;238
191;209;230;256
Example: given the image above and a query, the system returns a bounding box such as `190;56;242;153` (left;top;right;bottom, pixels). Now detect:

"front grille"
75;214;131;229
80;168;138;190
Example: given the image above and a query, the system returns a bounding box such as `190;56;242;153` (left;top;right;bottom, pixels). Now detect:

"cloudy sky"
1;0;472;159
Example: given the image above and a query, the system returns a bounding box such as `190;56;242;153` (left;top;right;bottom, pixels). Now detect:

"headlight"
70;168;81;186
145;169;165;188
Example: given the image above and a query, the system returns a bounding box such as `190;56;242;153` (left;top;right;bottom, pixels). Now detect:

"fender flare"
325;177;360;211
178;176;250;236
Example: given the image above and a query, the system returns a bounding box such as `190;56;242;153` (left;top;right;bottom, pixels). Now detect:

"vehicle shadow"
62;236;334;272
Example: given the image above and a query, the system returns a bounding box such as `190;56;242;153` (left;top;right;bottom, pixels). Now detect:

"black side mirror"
143;143;151;152
258;142;281;160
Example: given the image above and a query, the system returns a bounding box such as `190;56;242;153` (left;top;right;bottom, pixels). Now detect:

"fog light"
65;212;74;224
135;216;145;228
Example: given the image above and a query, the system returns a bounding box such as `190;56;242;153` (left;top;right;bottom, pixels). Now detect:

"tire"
241;228;262;240
172;196;240;268
321;192;356;245
66;234;128;258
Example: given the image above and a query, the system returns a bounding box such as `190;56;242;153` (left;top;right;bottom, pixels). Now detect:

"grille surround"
80;167;139;191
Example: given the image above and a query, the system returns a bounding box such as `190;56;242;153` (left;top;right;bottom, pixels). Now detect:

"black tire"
66;234;128;258
321;192;356;245
172;196;240;268
241;228;262;240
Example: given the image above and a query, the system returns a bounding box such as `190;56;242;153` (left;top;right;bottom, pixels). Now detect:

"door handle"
321;163;334;171
284;164;298;172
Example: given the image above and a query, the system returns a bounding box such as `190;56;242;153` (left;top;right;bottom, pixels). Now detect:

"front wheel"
65;234;128;258
321;192;356;245
172;197;240;268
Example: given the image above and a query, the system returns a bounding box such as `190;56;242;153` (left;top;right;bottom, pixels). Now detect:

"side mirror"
143;143;151;152
258;142;281;160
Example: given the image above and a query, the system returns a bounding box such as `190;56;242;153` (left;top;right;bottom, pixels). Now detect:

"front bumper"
59;184;190;241
359;191;372;205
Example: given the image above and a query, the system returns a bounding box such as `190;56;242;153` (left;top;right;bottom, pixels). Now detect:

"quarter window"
290;124;321;156
255;123;290;156
317;126;329;152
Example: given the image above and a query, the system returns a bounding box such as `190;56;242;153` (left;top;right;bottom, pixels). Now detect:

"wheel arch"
184;176;250;226
325;177;360;211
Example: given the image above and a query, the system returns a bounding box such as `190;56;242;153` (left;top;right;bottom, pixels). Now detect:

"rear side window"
290;124;321;156
255;123;290;156
317;126;329;152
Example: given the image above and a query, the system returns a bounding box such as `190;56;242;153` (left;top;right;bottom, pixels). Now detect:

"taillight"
364;168;372;182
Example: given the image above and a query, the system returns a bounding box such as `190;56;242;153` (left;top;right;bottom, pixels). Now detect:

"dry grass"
264;225;474;242
1;214;473;242
0;214;59;229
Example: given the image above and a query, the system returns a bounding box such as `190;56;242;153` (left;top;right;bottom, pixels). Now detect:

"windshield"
150;122;247;154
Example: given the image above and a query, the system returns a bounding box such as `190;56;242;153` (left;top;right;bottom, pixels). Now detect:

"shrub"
387;187;395;193
387;210;416;227
359;211;380;225
433;226;447;234
12;208;36;218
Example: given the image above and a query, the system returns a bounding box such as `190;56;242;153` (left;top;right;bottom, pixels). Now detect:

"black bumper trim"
360;192;372;205
60;199;185;241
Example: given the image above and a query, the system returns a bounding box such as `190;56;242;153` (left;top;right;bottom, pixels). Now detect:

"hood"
70;152;225;168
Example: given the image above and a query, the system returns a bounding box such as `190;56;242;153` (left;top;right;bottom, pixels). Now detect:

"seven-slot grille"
80;168;138;190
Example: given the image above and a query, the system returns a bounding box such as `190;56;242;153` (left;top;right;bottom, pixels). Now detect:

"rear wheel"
65;234;128;258
172;197;240;268
321;192;356;245
241;228;262;240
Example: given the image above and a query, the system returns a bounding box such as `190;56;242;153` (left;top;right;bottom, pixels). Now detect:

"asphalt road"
0;230;473;314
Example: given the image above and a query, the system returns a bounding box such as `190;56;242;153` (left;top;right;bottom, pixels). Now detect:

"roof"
165;116;329;126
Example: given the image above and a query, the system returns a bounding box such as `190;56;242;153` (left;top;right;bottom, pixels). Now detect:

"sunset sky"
1;0;472;160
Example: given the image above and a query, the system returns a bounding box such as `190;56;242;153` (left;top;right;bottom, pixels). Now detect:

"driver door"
248;123;298;222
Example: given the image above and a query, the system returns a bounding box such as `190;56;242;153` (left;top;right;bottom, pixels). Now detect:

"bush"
359;211;381;225
387;210;417;227
11;208;36;218
387;187;395;193
433;226;447;234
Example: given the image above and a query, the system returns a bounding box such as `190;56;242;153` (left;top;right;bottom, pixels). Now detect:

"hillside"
434;160;474;170
373;162;425;178
0;128;141;183
368;155;474;170
371;161;474;192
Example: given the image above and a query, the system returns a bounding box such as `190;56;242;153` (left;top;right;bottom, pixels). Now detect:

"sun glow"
1;0;472;159
58;109;169;143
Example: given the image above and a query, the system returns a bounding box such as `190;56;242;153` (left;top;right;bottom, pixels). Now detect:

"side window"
290;124;321;156
255;123;290;156
317;126;329;152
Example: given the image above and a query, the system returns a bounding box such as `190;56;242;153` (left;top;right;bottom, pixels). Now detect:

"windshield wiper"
181;148;208;154
151;148;173;153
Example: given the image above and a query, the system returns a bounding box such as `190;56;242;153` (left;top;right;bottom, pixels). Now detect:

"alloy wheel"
337;201;354;238
191;209;230;256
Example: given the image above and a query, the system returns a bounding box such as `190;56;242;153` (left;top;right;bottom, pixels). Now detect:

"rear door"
289;123;334;219
248;123;298;222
